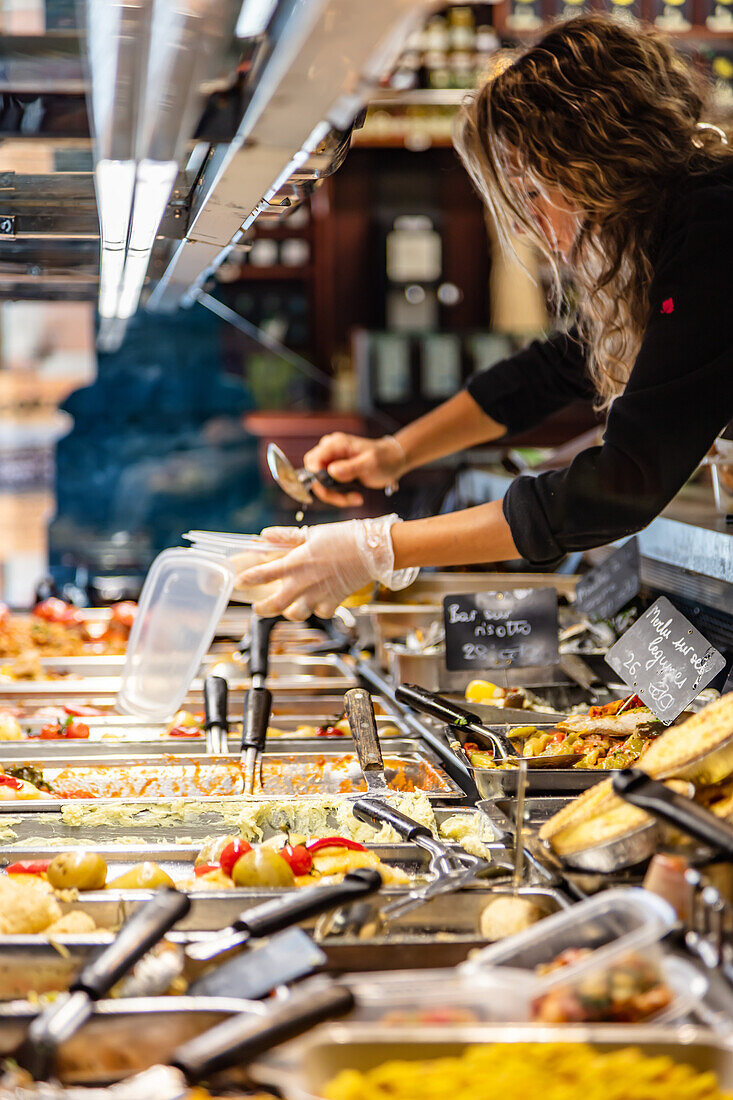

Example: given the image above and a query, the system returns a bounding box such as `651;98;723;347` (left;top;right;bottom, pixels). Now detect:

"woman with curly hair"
239;14;733;620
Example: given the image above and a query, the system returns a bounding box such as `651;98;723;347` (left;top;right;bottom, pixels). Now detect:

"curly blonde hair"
455;14;732;408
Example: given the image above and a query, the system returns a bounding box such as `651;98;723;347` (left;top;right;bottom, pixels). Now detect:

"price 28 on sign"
442;589;559;672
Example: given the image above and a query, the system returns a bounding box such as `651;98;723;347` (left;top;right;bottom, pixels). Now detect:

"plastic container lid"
116;547;237;720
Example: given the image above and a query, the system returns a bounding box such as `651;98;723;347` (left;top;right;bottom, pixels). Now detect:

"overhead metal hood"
0;0;434;349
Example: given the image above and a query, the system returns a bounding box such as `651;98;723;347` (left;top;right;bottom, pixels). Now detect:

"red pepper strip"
305;837;368;853
0;775;23;790
168;725;202;738
315;726;345;737
194;863;220;876
5;860;51;874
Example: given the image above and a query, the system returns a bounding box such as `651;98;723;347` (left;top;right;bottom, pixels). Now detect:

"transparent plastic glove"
235;515;419;621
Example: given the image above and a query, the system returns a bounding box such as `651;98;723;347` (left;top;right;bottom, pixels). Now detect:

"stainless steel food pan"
0;654;357;701
255;1024;733;1099
0;888;566;997
0;748;464;808
447;725;610;797
0;715;408;757
0;997;255;1081
0;804;491;848
385;647;564;693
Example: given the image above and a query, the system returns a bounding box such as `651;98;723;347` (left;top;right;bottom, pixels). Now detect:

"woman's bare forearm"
391;499;519;569
394;392;506;473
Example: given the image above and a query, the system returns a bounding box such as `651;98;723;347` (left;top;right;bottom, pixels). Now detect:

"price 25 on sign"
605;596;725;723
443;589;559;672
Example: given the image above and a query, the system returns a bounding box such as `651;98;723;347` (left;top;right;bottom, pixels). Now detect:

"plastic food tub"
458;888;698;1025
117;535;285;720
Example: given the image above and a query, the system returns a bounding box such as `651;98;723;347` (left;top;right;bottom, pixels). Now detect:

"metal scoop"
266;442;396;510
394;683;583;767
267;442;344;507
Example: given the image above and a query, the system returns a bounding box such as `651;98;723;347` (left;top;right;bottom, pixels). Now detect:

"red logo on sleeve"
661;298;674;314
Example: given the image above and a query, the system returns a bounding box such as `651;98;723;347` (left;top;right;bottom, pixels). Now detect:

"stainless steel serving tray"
257;1023;733;1099
0;887;567;997
0;716;409;756
0;748;465;809
0;654;357;701
0;805;489;847
1;693;394;720
449;724;615;796
0;997;257;1082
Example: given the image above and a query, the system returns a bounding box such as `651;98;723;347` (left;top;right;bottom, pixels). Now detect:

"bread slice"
538;777;615;842
640;693;733;778
551;802;650;855
548;779;691;855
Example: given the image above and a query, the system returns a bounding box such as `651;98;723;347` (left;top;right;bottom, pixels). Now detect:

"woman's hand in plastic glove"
302;433;406;507
234;516;417;621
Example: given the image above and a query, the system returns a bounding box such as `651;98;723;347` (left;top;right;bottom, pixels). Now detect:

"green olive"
47;850;107;891
106;862;174;890
231;847;295;888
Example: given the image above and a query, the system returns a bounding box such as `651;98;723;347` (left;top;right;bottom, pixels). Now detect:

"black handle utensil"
204;675;229;754
16;889;190;1080
613;769;733;860
241;685;273;794
186;867;383;964
345;687;392;797
394;683;517;760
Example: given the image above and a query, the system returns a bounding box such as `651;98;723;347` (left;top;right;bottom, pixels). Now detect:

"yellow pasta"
323;1043;733;1100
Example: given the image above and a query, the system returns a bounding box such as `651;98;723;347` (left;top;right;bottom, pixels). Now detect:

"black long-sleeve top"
465;163;733;566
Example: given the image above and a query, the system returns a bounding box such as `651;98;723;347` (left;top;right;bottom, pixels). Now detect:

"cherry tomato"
194;863;220;877
0;775;23;790
110;601;136;628
305;837;368;854
220;839;252;878
279;844;313;876
316;725;344;738
39;723;62;739
5;859;51;875
65;720;90;739
33;598;82;626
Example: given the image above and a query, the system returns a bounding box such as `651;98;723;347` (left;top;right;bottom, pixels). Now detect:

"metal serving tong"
204;675;229;754
314;795;509;938
241;614;277;793
12;889;190;1081
394;683;583;767
6;978;354;1098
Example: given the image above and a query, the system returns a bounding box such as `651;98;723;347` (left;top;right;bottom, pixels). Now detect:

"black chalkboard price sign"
605;596;726;723
443;589;559;672
575;537;640;621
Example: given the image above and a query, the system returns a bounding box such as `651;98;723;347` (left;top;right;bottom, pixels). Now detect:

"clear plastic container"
346;969;526;1025
117;535;285;720
460;888;680;1026
346;956;705;1027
